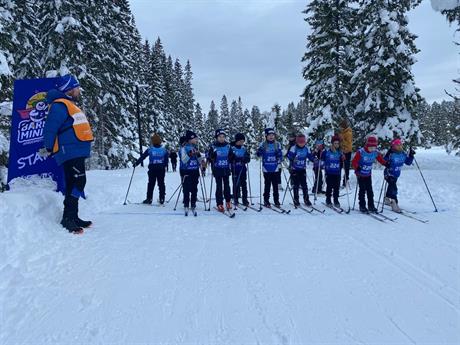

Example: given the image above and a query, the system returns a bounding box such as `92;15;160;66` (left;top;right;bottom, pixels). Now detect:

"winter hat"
215;129;226;138
331;135;341;143
179;136;187;146
56;74;80;93
288;132;297;139
234;133;245;142
151;133;162;145
185;130;197;141
296;134;306;145
264;128;275;137
391;138;402;147
366;136;378;147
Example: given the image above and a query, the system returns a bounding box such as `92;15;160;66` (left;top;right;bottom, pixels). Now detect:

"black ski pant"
171;160;177;172
182;170;199;208
263;171;280;204
146;167;166;201
326;173;341;203
343;152;351;184
385;175;399;203
357;175;375;209
232;170;248;205
214;175;231;206
62;157;87;220
291;169;309;203
312;167;324;193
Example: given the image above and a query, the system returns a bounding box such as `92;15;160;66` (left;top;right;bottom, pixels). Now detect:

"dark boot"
142;198;152;204
304;197;312;207
61;196;83;233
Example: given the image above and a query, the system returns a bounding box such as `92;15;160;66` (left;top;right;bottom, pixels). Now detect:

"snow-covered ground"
1;147;459;344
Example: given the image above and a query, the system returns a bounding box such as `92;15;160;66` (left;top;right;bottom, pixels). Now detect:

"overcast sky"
130;0;458;112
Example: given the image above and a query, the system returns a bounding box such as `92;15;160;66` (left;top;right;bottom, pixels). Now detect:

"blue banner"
7;78;65;193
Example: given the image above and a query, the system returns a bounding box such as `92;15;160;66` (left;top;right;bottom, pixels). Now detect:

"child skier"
383;139;415;212
312;139;325;194
230;133;251;206
287;133;315;207
322;135;345;207
256;128;283;207
352;136;388;213
135;134;168;205
207;129;233;212
180;130;203;213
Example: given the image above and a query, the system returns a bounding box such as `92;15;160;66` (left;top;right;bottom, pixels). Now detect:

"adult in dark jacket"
169;150;178;172
135;133;169;204
40;74;93;234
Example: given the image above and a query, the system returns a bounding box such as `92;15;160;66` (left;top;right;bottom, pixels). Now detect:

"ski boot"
390;199;402;213
293;199;300;207
368;205;378;213
142;198;152;205
217;204;225;212
304;198;312;207
325;199;332;206
75;217;92;228
334;200;341;208
61;218;84;234
264;200;271;208
384;197;392;206
159;198;165;205
226;201;232;211
359;205;368;213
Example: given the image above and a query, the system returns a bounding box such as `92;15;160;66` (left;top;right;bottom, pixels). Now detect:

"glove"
409;148;416;157
355;166;361;173
134;158;142;167
188;149;197;157
38;147;52;158
385;161;391;168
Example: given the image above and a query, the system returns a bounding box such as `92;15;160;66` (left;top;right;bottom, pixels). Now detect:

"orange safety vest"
52;98;94;153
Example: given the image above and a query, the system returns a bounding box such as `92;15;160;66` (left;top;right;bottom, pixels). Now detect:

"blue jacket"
43;89;91;166
384;149;413;178
137;145;169;170
180;143;202;171
322;149;344;176
256;141;282;173
207;141;232;177
230;145;250;174
287;145;314;171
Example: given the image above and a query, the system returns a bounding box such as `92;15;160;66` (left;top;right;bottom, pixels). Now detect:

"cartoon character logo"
17;92;49;145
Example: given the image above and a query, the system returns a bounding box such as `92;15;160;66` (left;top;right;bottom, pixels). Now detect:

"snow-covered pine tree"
172;59;187;140
243;108;255;152
301;0;356;140
12;0;42;79
138;39;152;142
183;60;195;133
351;0;422;145
235;96;245;135
229;99;239;137
205;100;219;145
219;95;230;133
162;55;176;143
147;38;167;138
193;102;206;149
251;105;264;150
0;0;15;101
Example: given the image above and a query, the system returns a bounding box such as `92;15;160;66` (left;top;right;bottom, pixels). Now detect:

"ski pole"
380;180;388;213
202;170;208;204
199;175;207;210
123;166;136;205
246;163;254;205
345;175;351;212
352;176;358;210
166;182;182;203
207;172;213;211
314;151;323;204
259;158;262;209
376;176;386;211
413;156;438;212
173;175;187;211
281;169;294;205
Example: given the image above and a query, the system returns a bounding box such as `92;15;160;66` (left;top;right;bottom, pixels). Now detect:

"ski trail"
345;230;460;314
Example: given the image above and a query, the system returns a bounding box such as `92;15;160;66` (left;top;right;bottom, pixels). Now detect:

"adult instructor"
40;74;94;234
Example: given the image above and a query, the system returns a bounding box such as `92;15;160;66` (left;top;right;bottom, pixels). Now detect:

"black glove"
134;158;142;167
409;148;416;157
385;161;391;168
355;166;361;173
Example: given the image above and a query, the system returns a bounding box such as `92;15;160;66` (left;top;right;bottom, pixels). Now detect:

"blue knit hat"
264;128;275;136
215;129;226;138
56;74;80;93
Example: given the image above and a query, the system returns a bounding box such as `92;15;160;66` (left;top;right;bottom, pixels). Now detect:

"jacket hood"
46;89;71;103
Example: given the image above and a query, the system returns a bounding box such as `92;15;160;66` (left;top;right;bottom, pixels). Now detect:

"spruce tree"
219;95;230;132
351;0;422;145
205;100;219;145
0;0;15;101
301;0;356;139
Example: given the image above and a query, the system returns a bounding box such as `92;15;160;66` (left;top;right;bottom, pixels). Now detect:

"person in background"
339;118;353;187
